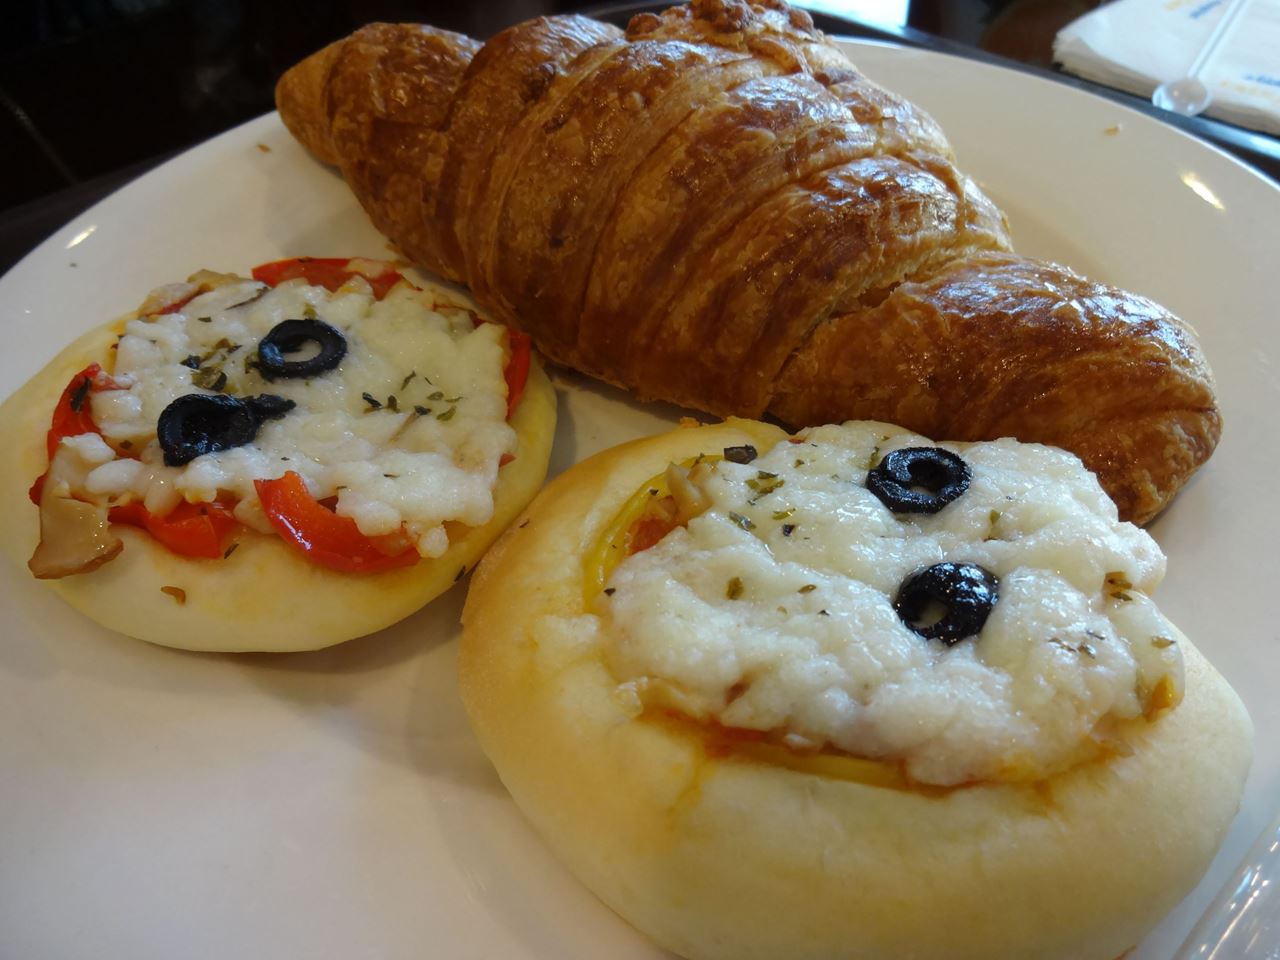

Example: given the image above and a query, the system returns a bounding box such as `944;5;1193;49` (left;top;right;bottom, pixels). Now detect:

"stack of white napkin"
1054;0;1280;136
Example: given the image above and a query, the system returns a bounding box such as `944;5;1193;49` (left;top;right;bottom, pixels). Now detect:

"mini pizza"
460;418;1252;960
0;257;556;652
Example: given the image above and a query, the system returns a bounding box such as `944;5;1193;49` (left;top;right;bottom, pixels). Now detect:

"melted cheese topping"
598;423;1184;787
75;275;516;558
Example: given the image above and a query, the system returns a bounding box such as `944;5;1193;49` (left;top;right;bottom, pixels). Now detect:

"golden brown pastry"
0;260;557;652
275;0;1220;524
459;418;1252;960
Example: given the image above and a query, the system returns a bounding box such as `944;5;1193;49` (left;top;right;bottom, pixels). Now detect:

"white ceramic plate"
1;38;1276;960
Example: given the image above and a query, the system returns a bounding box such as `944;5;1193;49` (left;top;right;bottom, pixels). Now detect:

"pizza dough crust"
0;313;557;652
459;418;1252;960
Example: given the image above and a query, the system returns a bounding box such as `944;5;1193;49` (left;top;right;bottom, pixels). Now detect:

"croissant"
274;0;1220;524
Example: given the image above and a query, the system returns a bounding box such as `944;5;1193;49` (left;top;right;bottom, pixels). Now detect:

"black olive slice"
158;394;259;466
723;444;758;464
157;393;298;466
247;394;297;421
894;562;999;646
867;447;971;514
256;318;347;380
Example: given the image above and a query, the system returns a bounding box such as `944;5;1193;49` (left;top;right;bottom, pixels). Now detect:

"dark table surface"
1;0;1276;277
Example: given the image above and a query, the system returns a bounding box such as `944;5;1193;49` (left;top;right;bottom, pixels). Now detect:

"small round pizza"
0;257;556;652
460;418;1252;960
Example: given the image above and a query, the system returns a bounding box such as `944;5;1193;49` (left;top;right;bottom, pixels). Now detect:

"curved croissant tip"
274;39;345;167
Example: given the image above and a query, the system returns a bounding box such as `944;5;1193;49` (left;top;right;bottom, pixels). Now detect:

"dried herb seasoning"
69;375;93;412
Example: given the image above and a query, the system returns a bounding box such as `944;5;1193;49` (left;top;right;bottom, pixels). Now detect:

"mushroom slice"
28;491;123;579
666;459;716;524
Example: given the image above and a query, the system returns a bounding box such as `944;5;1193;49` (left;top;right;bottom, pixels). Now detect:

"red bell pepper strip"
626;514;680;555
29;364;118;504
504;329;532;419
251;257;403;301
491;329;532;469
45;364;103;460
141;288;202;317
254;471;419;574
108;500;239;559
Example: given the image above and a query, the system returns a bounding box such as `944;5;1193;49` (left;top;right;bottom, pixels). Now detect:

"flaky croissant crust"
275;0;1220;524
